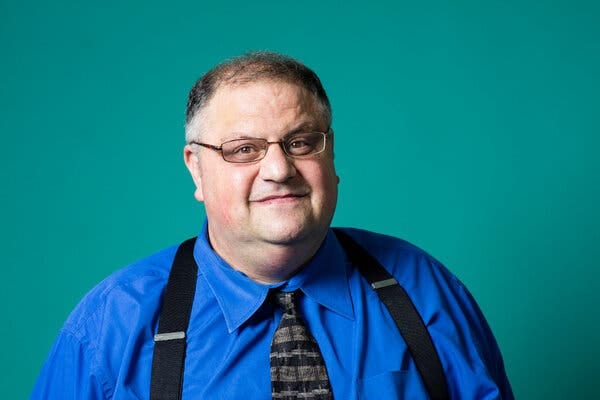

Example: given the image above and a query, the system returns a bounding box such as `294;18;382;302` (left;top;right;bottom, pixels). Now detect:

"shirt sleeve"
456;282;515;400
30;328;111;400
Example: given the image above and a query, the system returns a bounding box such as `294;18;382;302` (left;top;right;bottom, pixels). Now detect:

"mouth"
251;193;309;204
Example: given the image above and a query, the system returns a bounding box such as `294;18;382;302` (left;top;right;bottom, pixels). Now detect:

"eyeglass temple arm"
190;142;222;152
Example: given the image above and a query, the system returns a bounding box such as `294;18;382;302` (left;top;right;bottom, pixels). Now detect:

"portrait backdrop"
1;0;598;398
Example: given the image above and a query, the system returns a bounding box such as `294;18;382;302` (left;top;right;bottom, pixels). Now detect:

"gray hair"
184;51;332;142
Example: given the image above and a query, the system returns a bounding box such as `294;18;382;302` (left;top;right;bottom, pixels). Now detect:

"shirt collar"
194;221;355;333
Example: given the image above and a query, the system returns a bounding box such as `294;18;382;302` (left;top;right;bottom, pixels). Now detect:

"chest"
111;279;428;399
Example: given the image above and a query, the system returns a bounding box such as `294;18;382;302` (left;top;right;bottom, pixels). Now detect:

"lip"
251;193;308;204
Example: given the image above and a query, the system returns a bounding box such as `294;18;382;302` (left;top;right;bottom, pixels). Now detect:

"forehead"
200;79;324;139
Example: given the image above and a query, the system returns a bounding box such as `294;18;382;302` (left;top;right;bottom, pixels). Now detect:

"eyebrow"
223;121;324;142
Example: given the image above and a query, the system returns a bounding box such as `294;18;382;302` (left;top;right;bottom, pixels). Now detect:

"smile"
252;193;308;204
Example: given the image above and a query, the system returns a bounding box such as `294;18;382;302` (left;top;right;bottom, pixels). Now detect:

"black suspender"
150;238;198;400
150;232;449;400
333;229;449;400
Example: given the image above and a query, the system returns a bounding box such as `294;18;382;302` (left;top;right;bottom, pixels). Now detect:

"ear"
327;133;339;184
183;144;205;202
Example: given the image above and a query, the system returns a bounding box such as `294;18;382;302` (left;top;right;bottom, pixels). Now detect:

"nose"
258;142;297;182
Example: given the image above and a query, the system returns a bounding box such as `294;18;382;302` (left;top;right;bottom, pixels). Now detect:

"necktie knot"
272;290;300;316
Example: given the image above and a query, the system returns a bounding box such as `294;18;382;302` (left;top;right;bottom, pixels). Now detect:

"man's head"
183;52;339;282
184;51;332;143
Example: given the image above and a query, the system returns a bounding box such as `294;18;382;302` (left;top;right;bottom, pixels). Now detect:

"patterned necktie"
270;290;333;400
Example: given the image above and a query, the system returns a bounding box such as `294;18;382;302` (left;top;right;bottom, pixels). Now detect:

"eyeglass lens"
221;132;326;163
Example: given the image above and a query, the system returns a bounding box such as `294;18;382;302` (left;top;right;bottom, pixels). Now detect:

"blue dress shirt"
32;222;513;399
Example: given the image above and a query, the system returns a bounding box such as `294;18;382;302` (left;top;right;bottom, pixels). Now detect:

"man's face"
184;79;338;255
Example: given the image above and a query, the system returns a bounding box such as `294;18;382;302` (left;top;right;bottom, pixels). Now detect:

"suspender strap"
150;237;198;400
333;229;449;400
150;232;449;400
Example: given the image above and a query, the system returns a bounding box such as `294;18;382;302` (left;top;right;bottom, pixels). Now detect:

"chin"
258;222;320;246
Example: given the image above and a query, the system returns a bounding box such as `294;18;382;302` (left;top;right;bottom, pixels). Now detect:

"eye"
230;141;261;154
236;144;259;154
222;139;266;162
289;138;311;149
285;133;320;155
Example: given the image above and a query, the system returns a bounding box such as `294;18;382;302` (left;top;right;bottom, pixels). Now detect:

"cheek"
201;165;256;210
305;161;338;205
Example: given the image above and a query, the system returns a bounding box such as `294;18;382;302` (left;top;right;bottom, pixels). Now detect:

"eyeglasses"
189;130;331;163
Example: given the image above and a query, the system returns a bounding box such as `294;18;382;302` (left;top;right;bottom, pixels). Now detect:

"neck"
207;230;327;284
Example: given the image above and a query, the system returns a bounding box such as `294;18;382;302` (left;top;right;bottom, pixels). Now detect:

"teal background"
1;0;598;398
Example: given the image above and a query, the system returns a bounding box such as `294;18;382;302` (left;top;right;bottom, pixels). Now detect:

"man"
32;52;513;399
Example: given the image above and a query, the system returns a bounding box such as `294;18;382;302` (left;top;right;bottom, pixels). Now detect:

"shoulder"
61;244;179;340
333;227;431;258
333;227;514;392
332;226;483;335
33;244;183;398
333;227;461;293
